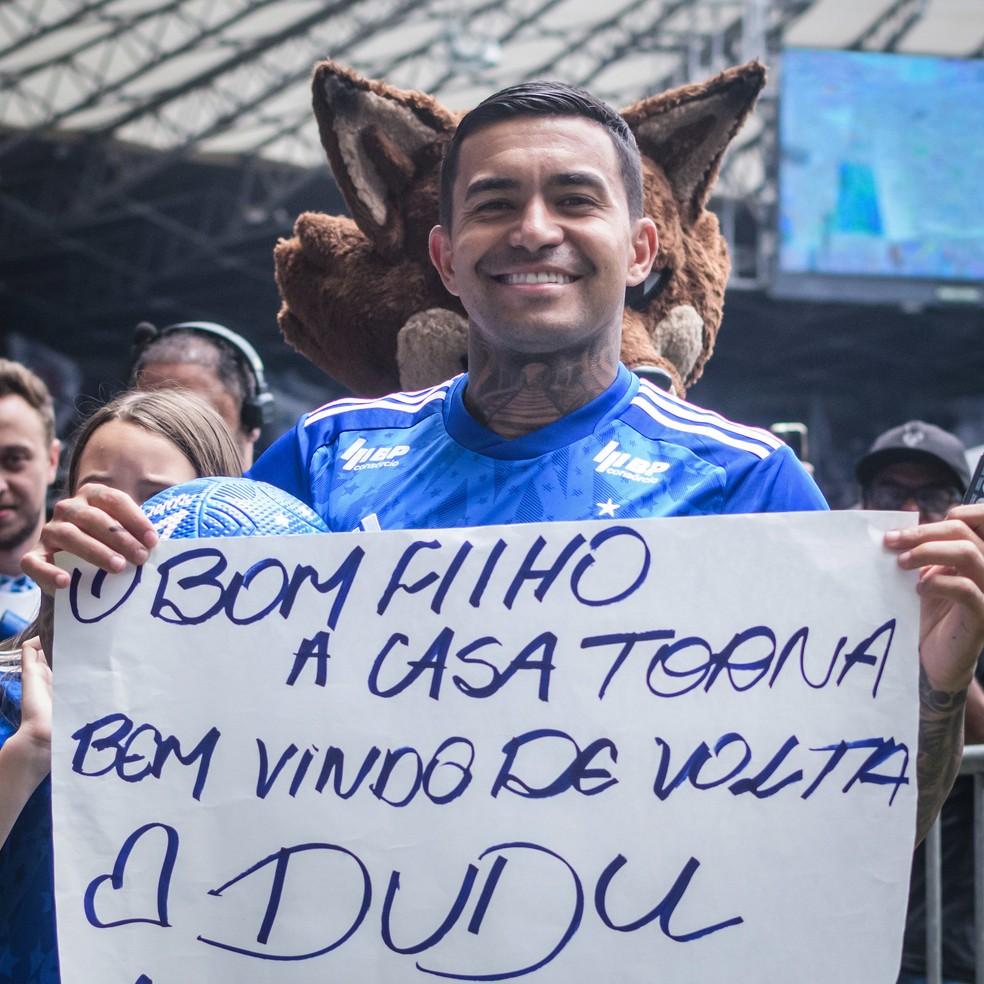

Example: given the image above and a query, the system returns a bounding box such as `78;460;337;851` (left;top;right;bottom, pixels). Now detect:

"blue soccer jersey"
250;366;827;531
0;676;58;984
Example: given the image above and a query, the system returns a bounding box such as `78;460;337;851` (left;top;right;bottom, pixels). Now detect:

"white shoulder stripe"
637;379;782;452
403;376;462;398
305;388;448;427
630;396;771;459
306;379;452;416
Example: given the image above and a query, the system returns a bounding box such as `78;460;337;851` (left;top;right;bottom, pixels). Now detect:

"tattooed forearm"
915;664;967;844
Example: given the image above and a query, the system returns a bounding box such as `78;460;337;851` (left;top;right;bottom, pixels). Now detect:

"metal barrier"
923;744;984;984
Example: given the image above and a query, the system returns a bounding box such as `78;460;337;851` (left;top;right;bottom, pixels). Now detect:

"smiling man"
249;81;825;528
429;112;654;440
23;81;984;846
0;360;59;635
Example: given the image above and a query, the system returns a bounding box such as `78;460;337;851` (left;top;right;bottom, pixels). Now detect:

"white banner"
52;512;919;984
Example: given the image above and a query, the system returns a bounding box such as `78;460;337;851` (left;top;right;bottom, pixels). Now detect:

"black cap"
856;420;970;493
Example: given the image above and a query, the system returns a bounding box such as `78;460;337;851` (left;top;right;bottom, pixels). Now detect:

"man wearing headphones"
129;321;274;469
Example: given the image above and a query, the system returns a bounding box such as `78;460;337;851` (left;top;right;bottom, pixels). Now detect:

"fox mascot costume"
274;60;765;397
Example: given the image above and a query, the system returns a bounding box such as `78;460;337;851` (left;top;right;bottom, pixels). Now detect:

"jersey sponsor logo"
594;440;669;484
341;437;411;472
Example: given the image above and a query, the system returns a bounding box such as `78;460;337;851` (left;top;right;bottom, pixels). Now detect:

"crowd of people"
1;78;982;984
0;385;242;982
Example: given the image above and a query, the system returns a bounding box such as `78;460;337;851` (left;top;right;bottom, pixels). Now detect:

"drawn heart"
83;822;179;929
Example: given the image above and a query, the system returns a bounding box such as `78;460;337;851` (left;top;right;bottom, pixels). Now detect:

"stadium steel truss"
0;0;982;458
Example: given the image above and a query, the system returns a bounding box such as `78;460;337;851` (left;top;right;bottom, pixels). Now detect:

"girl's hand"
18;636;52;763
21;484;158;593
0;638;53;847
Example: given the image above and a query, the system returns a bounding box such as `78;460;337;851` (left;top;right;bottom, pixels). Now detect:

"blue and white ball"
141;477;329;539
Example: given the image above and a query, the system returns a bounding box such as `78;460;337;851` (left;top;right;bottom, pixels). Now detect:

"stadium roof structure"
1;0;983;503
3;0;982;339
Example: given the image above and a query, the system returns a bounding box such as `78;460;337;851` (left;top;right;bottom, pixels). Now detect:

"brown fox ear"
312;61;458;260
622;61;766;226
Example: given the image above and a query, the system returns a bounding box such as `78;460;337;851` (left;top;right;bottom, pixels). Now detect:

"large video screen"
776;48;984;300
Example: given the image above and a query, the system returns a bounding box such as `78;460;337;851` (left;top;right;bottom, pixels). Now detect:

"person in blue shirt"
1;389;242;983
248;81;824;531
0;635;54;984
24;80;984;848
0;360;62;640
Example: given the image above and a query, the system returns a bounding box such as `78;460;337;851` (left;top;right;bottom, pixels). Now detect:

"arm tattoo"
915;664;967;844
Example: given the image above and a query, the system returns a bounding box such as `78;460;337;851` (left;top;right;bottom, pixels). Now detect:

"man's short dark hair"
439;80;644;230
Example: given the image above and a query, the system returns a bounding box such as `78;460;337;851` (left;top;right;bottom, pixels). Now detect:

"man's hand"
21;484;158;593
887;503;984;690
885;502;984;842
962;678;984;744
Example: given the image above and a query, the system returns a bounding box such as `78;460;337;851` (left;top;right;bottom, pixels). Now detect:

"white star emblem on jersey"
596;498;620;517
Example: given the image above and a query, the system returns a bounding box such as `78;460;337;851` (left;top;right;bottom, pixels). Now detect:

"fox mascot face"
275;60;765;397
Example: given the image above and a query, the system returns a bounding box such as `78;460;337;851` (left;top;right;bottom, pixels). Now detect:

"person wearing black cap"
858;421;980;984
858;421;971;527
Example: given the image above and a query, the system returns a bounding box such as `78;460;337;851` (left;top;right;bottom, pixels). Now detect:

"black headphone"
633;365;674;392
625;267;670;312
130;320;275;431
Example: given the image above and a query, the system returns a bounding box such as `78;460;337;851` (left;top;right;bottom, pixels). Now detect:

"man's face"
862;459;963;524
429;116;656;358
0;394;59;571
137;361;254;468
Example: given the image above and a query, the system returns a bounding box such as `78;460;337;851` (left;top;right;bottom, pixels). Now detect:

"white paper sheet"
52;511;920;983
